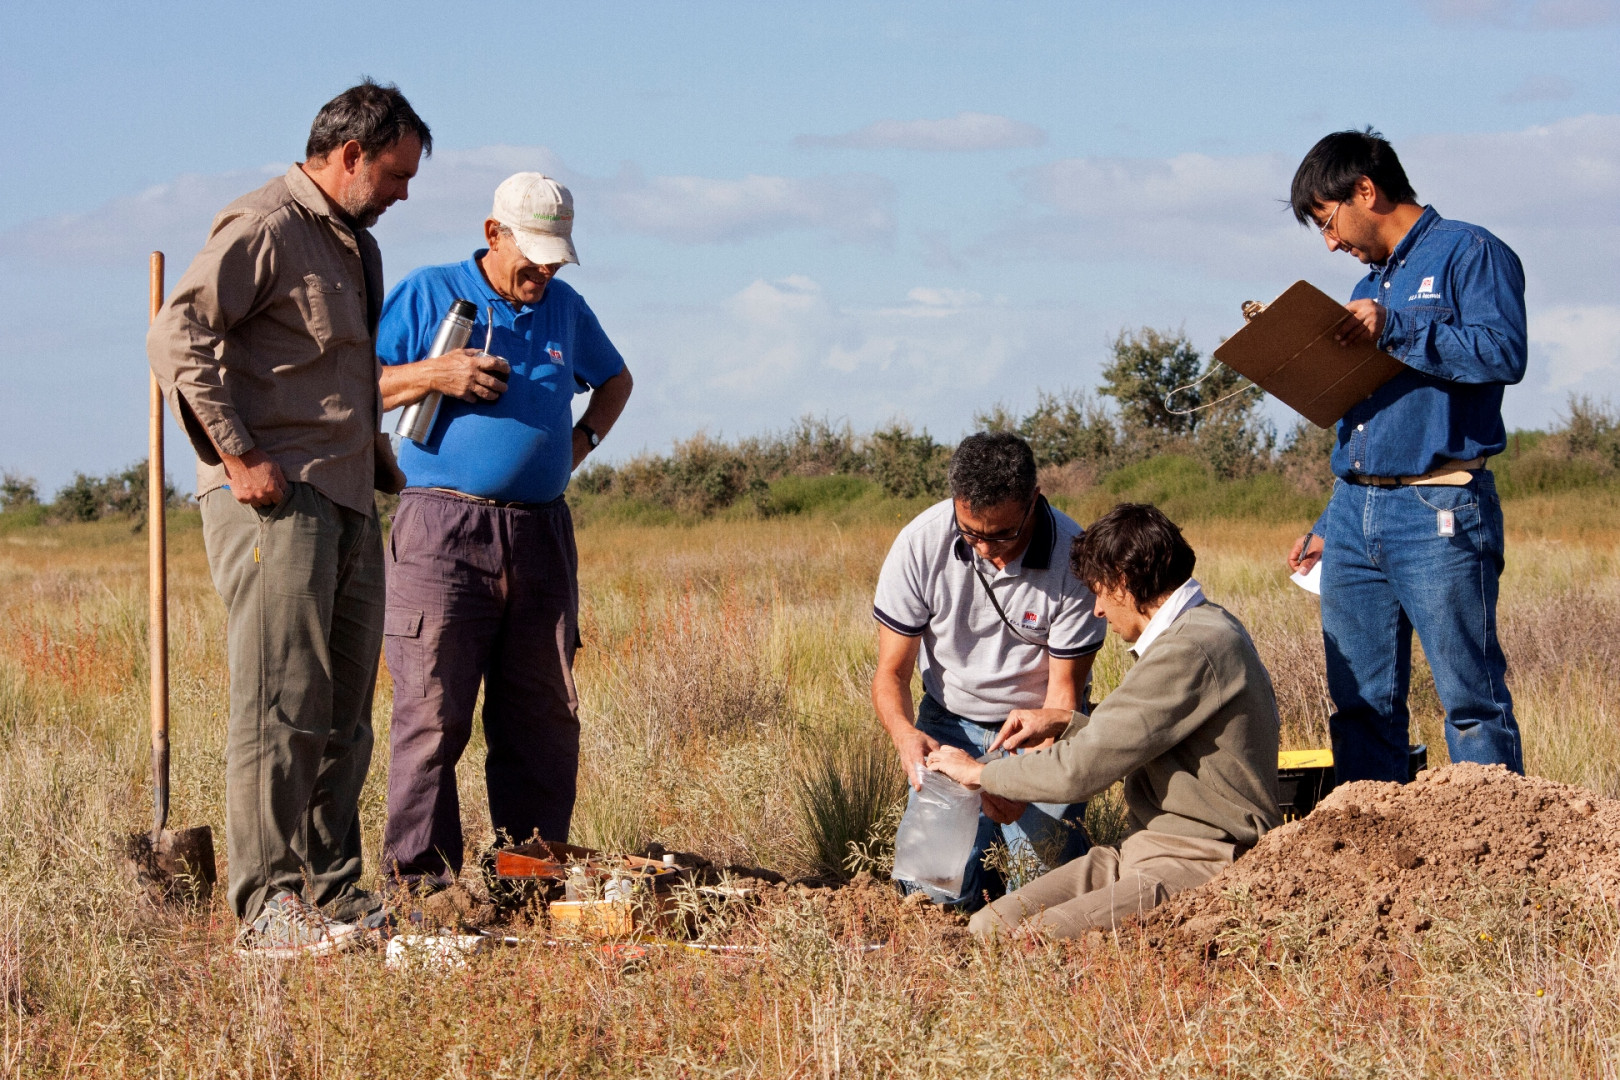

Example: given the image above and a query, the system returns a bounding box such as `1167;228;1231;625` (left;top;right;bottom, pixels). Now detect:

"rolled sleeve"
146;211;275;462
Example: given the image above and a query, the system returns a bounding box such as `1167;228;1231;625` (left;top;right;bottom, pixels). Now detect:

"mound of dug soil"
1144;763;1620;953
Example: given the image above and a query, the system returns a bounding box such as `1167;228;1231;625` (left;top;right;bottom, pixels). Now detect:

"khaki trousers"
968;830;1236;940
201;484;384;923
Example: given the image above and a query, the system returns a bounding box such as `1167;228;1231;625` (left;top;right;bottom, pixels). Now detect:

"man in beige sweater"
927;503;1281;939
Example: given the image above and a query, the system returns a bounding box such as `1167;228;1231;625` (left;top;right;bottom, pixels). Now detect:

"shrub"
977;389;1117;471
1275;419;1338;496
1;473;39;512
1497;397;1620;497
46;460;180;523
765;474;874;515
865;423;949;499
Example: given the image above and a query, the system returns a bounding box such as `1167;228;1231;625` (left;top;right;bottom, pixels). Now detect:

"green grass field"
1;486;1617;1076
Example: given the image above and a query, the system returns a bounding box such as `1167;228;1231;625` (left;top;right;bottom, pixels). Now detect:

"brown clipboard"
1212;280;1405;429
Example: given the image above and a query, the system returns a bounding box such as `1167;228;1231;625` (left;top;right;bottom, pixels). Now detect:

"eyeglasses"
955;498;1037;546
1316;202;1342;238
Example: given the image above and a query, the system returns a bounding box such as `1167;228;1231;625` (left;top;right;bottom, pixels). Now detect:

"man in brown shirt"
928;504;1281;939
148;80;430;956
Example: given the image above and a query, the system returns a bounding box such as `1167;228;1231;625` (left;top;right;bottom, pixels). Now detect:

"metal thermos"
395;298;478;444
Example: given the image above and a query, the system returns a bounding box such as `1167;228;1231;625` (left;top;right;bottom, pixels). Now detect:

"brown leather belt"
1347;457;1485;488
418;486;557;511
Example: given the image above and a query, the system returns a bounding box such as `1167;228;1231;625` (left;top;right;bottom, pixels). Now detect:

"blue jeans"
909;695;1091;911
1320;473;1522;783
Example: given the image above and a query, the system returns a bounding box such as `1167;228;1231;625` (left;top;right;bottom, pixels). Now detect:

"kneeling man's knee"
968;903;1015;939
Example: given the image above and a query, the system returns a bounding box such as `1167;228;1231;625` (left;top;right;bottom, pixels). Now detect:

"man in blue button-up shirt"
1284;129;1525;783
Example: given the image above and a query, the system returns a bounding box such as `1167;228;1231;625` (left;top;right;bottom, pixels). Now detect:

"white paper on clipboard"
1290;559;1322;595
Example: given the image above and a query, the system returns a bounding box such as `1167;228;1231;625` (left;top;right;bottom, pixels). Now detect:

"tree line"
5;327;1617;524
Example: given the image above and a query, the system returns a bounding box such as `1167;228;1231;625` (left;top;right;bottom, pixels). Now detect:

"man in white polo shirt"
872;432;1107;909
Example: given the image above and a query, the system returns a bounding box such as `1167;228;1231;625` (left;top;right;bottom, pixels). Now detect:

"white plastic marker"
1290;559;1322;596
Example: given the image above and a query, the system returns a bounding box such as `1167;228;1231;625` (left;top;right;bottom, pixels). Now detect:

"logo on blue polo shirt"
546;341;563;362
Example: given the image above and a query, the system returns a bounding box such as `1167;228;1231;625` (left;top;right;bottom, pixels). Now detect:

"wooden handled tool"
123;251;217;906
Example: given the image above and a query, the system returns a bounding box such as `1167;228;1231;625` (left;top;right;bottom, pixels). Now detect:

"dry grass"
0;494;1617;1076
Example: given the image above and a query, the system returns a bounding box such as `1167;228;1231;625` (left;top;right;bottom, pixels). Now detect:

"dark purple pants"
381;488;581;888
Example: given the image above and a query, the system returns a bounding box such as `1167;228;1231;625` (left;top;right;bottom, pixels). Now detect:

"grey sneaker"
236;892;360;959
321;886;385;925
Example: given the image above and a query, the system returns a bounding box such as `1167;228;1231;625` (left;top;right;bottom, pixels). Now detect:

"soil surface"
1143;763;1620;954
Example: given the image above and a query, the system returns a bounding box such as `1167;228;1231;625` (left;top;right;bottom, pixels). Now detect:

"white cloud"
0;164;285;265
865;286;987;320
0;147;894;268
983;150;1304;277
1402;114;1620;305
616;275;1063;442
1530;304;1620;390
595;167;894;244
980;114;1620;294
796;112;1046;152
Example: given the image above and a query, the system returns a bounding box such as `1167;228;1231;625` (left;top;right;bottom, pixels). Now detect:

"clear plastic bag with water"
890;766;982;902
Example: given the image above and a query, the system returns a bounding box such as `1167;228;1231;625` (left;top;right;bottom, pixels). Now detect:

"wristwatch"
575;422;601;449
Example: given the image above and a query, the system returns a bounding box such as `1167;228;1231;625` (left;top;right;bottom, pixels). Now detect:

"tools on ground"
493;840;683;937
122;251;218;906
1277;744;1429;820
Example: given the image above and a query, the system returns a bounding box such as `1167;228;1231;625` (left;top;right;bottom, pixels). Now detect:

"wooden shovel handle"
149;252;169;837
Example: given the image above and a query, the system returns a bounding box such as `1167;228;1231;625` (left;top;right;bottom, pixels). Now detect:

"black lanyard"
970;561;1047;647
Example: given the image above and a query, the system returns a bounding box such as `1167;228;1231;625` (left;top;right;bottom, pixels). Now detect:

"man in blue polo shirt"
1284;129;1525;783
375;173;633;895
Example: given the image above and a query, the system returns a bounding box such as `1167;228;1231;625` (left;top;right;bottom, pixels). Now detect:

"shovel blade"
124;825;217;908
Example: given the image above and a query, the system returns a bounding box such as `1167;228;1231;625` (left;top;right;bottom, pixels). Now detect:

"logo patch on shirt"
1020;610;1040;629
1410;275;1442;302
545;342;564;361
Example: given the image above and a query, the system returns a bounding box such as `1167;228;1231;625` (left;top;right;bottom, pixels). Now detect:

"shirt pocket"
302;272;369;349
1400;303;1456;327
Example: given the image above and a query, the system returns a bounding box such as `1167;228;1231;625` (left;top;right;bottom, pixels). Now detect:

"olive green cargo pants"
201;483;384;923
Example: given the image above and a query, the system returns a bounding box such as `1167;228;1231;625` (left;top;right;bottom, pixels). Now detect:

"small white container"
385;933;491;971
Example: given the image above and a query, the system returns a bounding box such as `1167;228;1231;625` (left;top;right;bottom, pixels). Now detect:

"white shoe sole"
235;921;361;960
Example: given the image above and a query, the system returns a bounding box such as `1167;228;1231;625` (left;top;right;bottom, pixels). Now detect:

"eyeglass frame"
953;495;1038;547
1316;201;1342;238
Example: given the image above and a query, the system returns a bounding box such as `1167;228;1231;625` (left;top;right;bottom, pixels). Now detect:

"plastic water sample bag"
891;767;982;902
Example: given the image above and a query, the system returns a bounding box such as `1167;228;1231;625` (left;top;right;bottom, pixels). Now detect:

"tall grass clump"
792;725;906;880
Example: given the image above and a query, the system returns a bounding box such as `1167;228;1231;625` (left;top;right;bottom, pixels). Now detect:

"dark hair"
305;79;433;163
949;432;1037;511
1071;503;1196;610
1289;127;1416;225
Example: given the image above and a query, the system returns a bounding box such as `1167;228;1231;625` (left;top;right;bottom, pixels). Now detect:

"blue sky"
3;0;1617;495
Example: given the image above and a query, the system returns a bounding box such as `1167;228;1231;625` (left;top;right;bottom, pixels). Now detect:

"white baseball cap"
490;173;579;266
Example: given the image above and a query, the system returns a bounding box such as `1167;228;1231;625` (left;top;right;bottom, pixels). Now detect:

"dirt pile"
1145;763;1620;953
